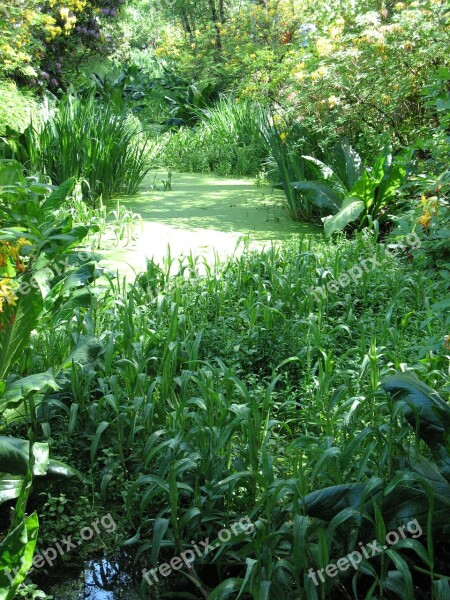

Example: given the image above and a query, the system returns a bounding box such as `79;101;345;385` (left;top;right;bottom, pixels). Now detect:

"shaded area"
40;555;143;599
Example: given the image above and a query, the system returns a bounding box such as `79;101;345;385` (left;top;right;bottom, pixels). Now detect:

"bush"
29;94;152;203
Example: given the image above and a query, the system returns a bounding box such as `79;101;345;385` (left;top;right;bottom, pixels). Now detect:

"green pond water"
98;171;321;277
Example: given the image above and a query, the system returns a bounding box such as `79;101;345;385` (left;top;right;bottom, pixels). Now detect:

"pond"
98;171;321;276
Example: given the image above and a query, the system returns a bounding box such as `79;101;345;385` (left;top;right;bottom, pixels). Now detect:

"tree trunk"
181;8;195;45
208;0;222;51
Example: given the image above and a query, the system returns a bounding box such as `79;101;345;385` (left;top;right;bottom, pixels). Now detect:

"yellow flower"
316;38;333;57
418;212;431;228
311;65;328;81
0;279;17;309
327;95;339;108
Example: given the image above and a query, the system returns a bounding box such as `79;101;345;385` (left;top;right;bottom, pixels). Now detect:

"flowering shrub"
152;0;449;157
0;0;124;87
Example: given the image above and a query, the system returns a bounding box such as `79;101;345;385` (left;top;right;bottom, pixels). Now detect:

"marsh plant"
27;94;152;204
20;230;449;599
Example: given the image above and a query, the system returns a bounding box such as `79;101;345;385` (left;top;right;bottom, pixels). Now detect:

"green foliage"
0;82;37;136
24;228;449;598
164;82;217;126
27;94;153;203
261;117;314;221
160;98;267;177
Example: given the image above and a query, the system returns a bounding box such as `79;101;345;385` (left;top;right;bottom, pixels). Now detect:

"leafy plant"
260;116;314;221
164;82;217;127
27;94;152;204
291;144;406;235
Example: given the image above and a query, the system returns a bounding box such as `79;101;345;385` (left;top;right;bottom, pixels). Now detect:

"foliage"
261;116;316;221
291;144;406;236
0;0;124;88
27;94;152;203
23;227;449;598
160;98;268;177
151;0;450;158
0;82;38;136
0;444;39;600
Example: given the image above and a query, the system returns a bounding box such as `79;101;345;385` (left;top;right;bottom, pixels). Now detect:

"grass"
18;229;449;599
159;98;268;177
28;94;153;204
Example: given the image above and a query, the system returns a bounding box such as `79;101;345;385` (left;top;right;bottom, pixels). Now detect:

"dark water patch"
40;554;143;599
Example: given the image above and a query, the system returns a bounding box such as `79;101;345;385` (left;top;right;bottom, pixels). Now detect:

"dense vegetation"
0;0;449;599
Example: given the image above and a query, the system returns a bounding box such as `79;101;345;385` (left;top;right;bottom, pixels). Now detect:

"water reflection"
46;555;142;599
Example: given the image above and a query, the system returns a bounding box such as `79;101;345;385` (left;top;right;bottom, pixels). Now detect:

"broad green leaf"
0;371;60;412
291;181;342;212
349;171;378;207
382;373;450;463
60;263;96;294
375;164;406;211
0;475;24;505
323;197;365;237
41;177;75;211
302;479;383;521
59;336;103;370
0;438;49;476
0;286;43;380
0;160;26;188
209;579;245;600
47;459;82;479
332;142;364;190
0;512;39;600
